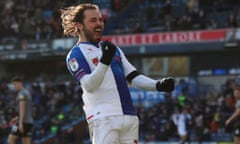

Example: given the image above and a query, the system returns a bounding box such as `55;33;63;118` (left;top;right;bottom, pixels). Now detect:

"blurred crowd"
0;80;84;144
1;0;240;143
0;77;239;143
0;0;240;42
142;0;240;31
138;79;235;142
0;0;130;42
137;77;238;142
107;0;240;34
0;0;63;41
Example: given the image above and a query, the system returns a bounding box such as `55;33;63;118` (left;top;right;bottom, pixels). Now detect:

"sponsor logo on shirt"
87;47;93;52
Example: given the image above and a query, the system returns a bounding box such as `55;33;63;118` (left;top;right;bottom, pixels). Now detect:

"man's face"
12;81;21;91
234;89;240;99
81;9;104;43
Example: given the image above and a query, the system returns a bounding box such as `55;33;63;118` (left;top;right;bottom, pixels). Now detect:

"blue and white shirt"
66;42;137;122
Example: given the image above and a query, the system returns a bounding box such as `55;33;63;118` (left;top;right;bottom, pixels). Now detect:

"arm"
81;41;116;92
9;116;18;124
80;63;109;92
118;48;156;90
225;108;240;125
19;100;26;124
131;75;174;92
172;114;178;126
67;41;116;92
66;52;108;92
119;48;175;92
131;74;157;91
19;100;26;133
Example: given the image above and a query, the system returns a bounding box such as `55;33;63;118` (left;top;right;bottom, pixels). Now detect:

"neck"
78;38;99;46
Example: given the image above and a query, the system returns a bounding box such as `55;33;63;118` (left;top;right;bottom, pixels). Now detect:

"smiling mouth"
95;28;102;33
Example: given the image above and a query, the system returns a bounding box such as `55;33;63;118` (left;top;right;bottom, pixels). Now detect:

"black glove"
100;41;117;65
156;77;175;92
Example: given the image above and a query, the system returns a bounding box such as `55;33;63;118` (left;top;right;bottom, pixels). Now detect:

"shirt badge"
92;57;99;66
69;58;79;72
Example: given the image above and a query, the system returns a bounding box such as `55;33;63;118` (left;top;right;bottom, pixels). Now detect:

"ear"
76;22;83;31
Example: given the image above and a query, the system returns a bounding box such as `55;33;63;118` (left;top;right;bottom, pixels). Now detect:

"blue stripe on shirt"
111;49;136;115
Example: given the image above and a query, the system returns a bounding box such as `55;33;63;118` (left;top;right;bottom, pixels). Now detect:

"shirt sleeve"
17;93;26;101
118;48;137;76
131;75;157;91
66;47;91;84
236;100;240;108
66;46;109;92
118;48;158;90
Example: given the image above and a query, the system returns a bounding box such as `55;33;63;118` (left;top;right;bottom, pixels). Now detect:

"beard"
82;26;101;44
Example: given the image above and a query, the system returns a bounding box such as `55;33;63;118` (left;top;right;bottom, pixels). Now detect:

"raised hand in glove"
100;41;117;65
156;77;175;92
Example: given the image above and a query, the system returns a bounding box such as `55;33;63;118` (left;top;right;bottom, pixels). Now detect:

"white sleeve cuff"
131;75;157;91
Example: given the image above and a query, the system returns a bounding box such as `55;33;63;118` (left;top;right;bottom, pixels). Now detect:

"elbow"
80;75;100;92
82;83;97;93
237;109;240;116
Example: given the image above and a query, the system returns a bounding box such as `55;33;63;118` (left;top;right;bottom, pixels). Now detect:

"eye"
88;17;97;23
90;19;97;22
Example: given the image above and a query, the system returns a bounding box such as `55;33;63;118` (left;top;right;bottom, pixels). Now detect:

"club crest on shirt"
92;57;99;66
69;58;79;72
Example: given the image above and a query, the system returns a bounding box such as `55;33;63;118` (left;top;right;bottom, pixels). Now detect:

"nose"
97;19;104;26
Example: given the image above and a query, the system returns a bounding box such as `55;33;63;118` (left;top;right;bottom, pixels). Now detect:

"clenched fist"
100;41;117;65
156;77;175;92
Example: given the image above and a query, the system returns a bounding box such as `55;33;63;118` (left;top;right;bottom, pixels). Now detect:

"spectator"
132;22;144;34
227;14;237;28
111;0;122;13
173;107;192;144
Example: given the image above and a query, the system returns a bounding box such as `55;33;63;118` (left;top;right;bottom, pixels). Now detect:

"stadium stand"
0;0;239;41
0;0;240;143
1;77;240;143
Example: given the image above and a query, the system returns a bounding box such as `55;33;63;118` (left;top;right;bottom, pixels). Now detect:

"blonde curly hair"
60;3;99;37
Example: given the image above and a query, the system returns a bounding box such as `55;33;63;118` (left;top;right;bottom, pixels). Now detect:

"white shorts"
88;115;139;144
178;127;187;136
